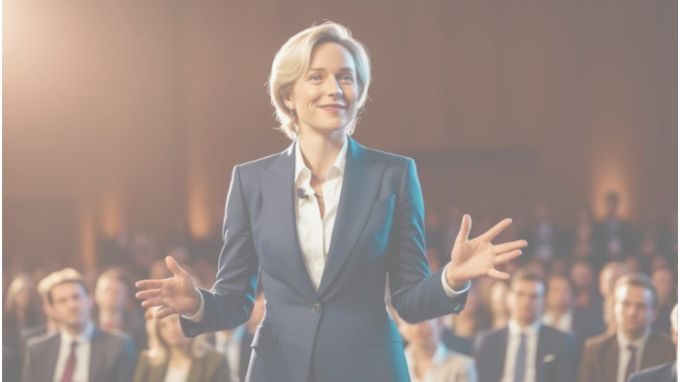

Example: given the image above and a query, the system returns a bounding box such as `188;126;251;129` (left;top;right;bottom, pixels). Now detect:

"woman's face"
158;315;190;347
286;42;359;137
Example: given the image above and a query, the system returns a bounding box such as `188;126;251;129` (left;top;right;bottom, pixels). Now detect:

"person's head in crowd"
37;268;80;330
95;268;131;313
489;280;510;329
649;254;671;272
613;273;658;341
623;255;641;273
604;191;621;219
651;268;675;307
46;268;93;335
569;259;595;291
399;317;444;352
507;270;545;328
545;274;574;316
599;261;629;300
5;274;43;324
148;313;211;365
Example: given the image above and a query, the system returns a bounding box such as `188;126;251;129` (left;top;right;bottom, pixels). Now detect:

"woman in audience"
2;275;44;351
133;313;229;382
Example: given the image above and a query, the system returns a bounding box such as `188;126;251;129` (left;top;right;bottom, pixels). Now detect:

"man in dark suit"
627;303;677;382
474;270;578;382
578;273;675;382
592;192;638;265
22;269;137;382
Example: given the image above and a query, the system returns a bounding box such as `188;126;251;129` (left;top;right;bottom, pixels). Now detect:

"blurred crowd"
3;190;677;382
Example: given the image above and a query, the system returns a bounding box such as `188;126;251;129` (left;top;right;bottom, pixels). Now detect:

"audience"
133;313;229;382
578;273;675;382
474;270;578;382
628;304;677;382
401;317;478;382
3;275;44;353
599;261;631;333
21;268;137;382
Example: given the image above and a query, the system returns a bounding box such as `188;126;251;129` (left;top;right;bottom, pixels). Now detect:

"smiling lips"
319;104;346;113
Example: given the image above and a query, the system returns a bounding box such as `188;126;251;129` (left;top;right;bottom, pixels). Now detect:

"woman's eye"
340;75;354;82
308;74;322;81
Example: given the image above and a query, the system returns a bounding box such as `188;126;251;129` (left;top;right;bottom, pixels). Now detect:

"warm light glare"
99;189;122;237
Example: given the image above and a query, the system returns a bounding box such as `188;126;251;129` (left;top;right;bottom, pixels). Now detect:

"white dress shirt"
616;330;650;382
185;138;467;322
215;325;246;382
542;310;573;334
500;320;540;382
53;322;94;382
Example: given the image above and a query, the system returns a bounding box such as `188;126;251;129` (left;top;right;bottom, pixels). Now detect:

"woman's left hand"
445;215;527;289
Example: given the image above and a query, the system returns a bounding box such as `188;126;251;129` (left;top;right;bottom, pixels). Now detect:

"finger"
141;297;166;309
155;305;175;320
493;250;523;265
456;214;472;243
166;256;188;278
135;289;162;301
487;268;511;280
136;279;165;290
479;218;512;242
494;240;528;254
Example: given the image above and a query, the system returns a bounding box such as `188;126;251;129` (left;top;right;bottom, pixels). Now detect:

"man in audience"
401;317;477;382
628;304;677;382
474;270;578;382
651;268;676;333
599;261;630;333
542;274;602;349
578;273;675;382
93;267;147;352
22;268;137;382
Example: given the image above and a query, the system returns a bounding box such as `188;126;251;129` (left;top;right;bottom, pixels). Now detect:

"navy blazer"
180;137;467;382
474;324;579;382
628;362;676;382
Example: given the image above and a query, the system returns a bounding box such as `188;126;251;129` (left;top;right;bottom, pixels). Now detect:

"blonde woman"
137;21;526;382
133;313;228;382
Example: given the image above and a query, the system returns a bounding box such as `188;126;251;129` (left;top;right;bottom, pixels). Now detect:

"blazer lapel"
263;142;318;301
604;336;619;382
535;326;550;382
43;334;61;382
317;137;384;297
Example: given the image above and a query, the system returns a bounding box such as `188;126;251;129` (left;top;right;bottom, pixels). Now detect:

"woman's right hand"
135;256;200;319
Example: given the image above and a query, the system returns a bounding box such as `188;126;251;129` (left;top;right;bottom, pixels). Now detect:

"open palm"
446;215;527;286
135;256;200;319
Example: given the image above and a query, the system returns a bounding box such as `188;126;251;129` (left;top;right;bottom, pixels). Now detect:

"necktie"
624;344;638;382
60;340;79;382
514;333;527;382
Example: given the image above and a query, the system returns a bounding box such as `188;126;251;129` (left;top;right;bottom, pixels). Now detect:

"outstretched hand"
445;215;527;288
135;256;200;320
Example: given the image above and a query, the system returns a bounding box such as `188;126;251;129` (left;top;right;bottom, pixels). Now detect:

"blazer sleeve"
180;165;259;336
113;336;138;382
387;158;467;323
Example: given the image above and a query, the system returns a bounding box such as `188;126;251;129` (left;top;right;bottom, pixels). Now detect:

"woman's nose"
325;77;343;97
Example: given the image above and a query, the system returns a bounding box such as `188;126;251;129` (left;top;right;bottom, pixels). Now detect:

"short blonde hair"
268;21;372;140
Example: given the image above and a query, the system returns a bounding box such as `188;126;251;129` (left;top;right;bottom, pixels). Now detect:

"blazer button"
312;303;321;314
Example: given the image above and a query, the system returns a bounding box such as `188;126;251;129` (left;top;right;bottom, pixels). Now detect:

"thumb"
165;256;187;278
456;214;472;243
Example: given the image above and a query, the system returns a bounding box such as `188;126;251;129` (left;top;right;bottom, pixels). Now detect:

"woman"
3;275;44;351
136;22;526;382
133;313;229;382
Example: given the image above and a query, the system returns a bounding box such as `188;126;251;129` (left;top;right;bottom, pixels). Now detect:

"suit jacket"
180;137;467;382
473;324;579;382
132;349;230;382
572;306;606;350
21;327;137;382
578;331;675;382
628;362;676;382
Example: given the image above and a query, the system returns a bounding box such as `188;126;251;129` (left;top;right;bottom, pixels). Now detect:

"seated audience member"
474;270;578;382
628;304;677;382
651;268;676;334
3;275;44;352
578;273;675;382
401;317;477;382
569;259;598;309
22;268;137;382
599;261;630;334
592;192;638;264
542;274;602;349
447;284;489;341
488;280;510;330
94;268;147;351
133;313;229;382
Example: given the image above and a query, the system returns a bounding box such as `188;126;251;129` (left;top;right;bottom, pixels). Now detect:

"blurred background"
3;1;677;381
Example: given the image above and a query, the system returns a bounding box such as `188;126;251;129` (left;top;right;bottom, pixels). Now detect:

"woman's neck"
297;130;346;178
